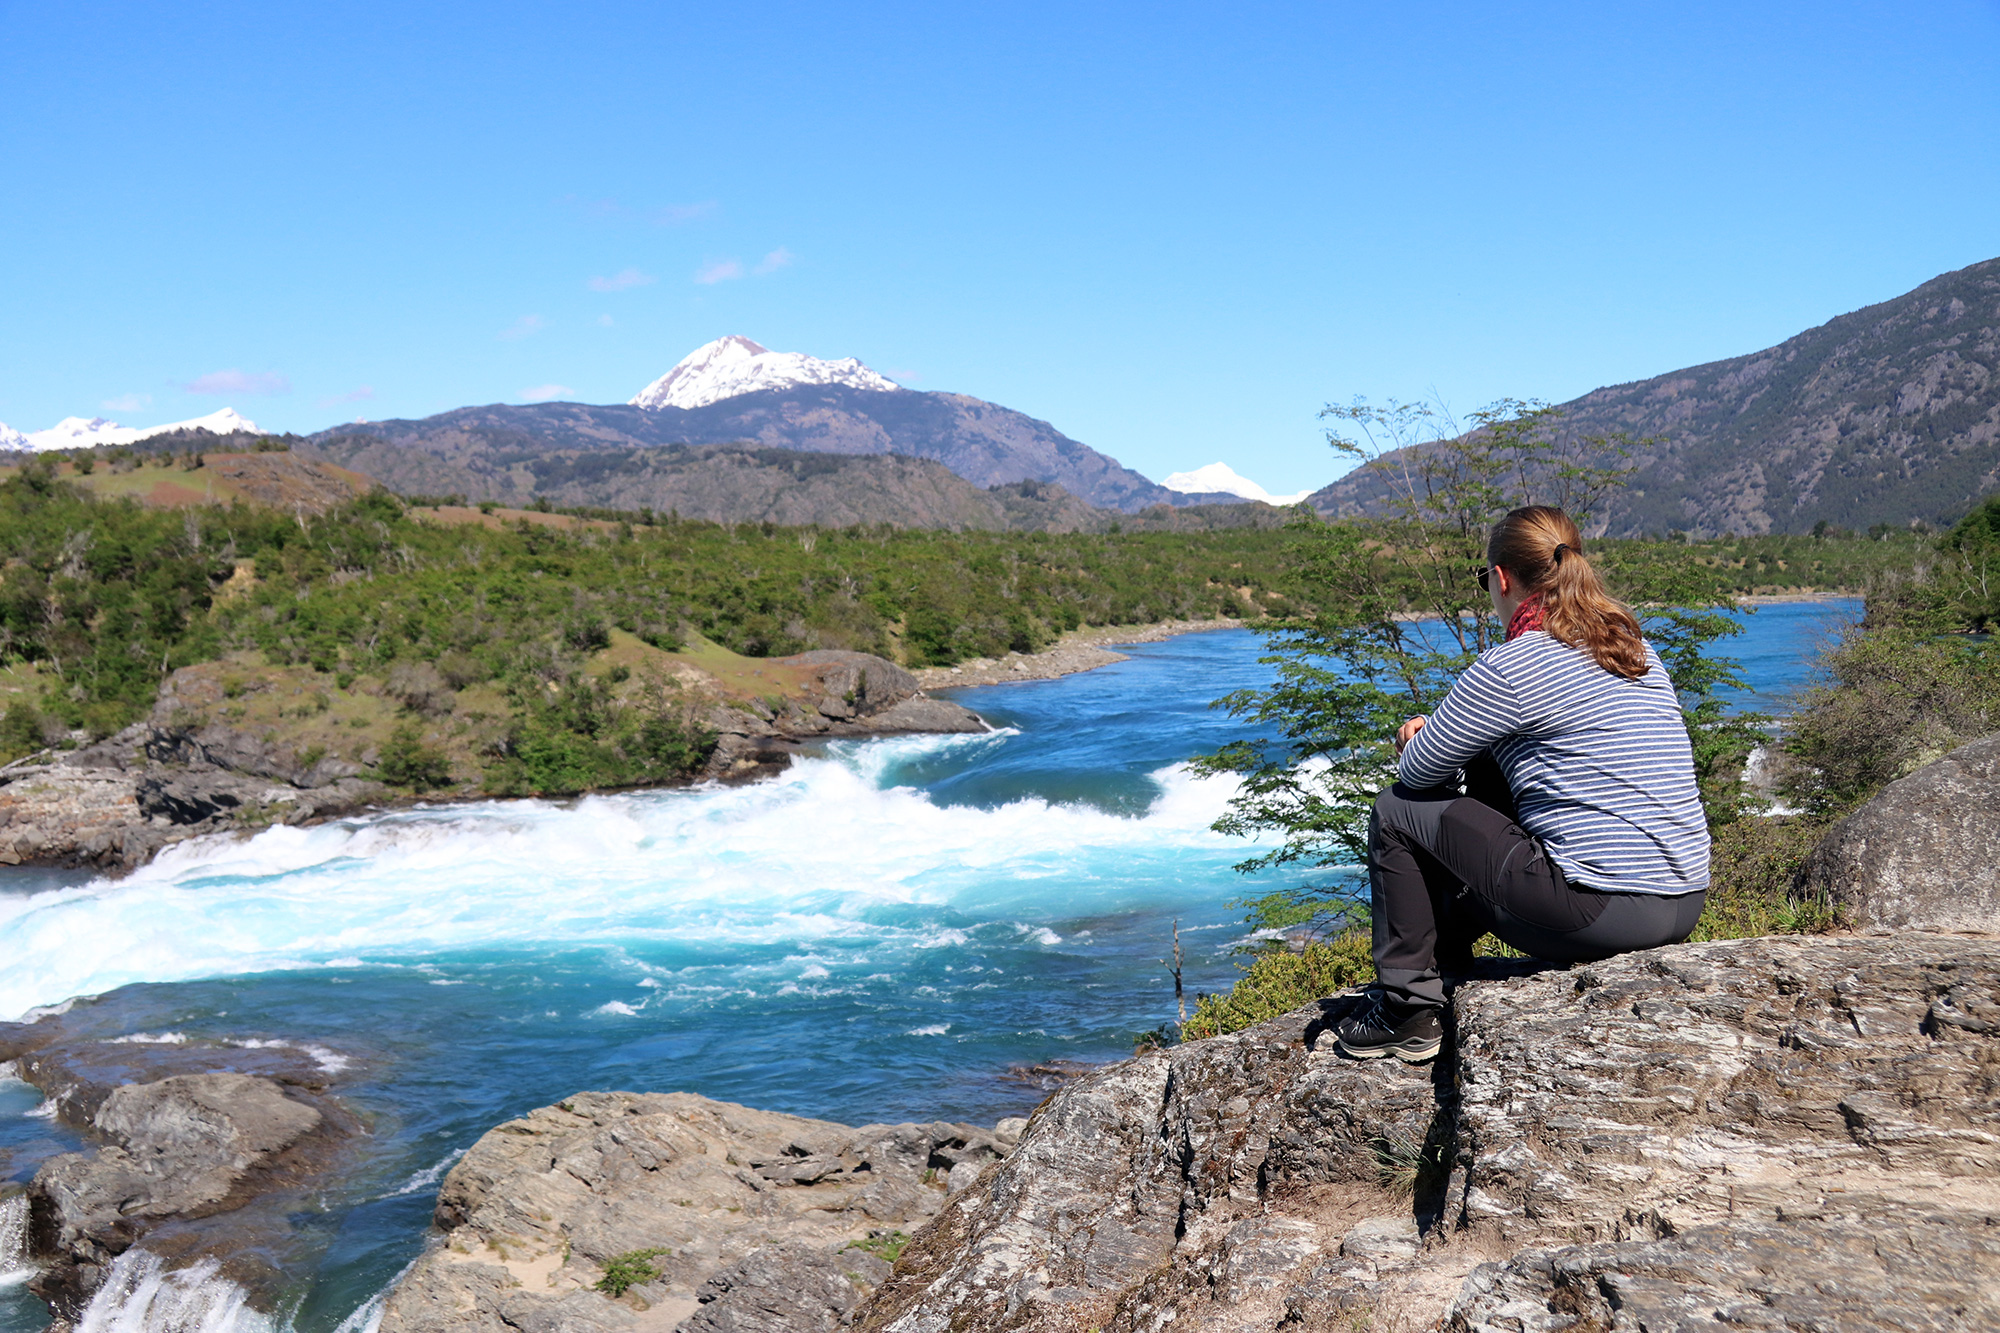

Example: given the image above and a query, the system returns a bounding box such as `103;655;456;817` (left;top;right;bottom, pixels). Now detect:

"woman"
1335;505;1710;1062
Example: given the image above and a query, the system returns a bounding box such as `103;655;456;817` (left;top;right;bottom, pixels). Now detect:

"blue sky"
3;1;1997;494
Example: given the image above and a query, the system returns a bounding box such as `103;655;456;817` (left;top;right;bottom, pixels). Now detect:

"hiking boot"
1334;996;1444;1063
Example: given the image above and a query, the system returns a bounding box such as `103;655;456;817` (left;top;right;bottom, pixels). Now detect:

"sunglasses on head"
1475;565;1492;592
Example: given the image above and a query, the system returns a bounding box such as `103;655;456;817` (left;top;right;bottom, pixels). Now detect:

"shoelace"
1347;997;1393;1034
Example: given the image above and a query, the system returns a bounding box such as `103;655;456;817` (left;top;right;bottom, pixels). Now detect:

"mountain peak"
630;336;902;411
1161;462;1309;506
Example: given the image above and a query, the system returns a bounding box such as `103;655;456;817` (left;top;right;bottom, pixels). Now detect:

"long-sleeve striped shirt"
1398;631;1710;894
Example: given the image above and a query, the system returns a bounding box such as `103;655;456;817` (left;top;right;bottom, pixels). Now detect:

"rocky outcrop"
32;1075;323;1268
0;720;383;871
857;933;2000;1332
378;1091;1022;1333
699;650;984;780
1801;729;2000;933
0;644;983;866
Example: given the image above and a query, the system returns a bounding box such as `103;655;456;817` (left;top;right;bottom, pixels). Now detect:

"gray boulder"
1800;729;2000;932
27;1071;335;1317
379;1091;1017;1333
32;1075;322;1242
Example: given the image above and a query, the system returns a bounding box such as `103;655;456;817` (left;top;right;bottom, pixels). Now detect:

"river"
0;602;1860;1333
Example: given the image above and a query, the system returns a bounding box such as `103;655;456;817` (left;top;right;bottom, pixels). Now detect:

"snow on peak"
1160;462;1311;506
629;335;902;410
20;409;264;452
0;422;27;451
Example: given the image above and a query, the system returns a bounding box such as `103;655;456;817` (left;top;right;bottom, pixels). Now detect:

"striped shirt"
1398;631;1710;895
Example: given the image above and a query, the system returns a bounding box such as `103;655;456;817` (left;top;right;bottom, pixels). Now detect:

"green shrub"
376;723;456;791
1781;627;2000;816
0;702;55;763
1692;815;1840;939
1180;932;1373;1041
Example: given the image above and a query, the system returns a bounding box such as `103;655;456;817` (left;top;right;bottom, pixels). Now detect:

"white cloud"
102;392;152;412
318;385;375;409
587;267;656;292
520;384;574;403
597;314;615;327
753;247;794;276
184;369;291;396
499;315;545;341
694;258;744;285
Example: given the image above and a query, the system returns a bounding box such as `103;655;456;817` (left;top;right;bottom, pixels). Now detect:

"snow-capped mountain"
0;423;28;451
1161;462;1310;506
630;336;901;411
19;408;264;452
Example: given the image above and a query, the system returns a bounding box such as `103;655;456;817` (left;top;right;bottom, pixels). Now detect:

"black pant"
1367;763;1705;1009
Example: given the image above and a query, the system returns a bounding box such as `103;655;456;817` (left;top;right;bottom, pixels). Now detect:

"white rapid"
74;1253;272;1333
0;732;1263;1019
0;1194;31;1288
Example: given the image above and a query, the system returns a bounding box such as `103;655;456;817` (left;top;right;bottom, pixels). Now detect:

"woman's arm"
1397;656;1523;788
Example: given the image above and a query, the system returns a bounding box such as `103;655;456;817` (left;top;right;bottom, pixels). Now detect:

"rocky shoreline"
9;924;1991;1333
911;617;1245;689
0;648;985;874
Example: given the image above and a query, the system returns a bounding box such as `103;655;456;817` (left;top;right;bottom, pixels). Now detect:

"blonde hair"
1488;505;1649;679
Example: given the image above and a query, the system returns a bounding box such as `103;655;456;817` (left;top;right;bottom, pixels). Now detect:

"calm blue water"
0;604;1858;1333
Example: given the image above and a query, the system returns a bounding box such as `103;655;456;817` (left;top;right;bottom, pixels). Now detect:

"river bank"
0;647;986;873
911;617;1246;689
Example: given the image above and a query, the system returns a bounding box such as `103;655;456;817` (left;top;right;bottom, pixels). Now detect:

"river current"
0;604;1858;1333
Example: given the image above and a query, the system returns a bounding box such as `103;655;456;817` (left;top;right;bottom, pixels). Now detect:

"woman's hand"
1395;715;1426;755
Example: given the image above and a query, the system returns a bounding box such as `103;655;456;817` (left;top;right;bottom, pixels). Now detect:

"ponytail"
1488;505;1649;679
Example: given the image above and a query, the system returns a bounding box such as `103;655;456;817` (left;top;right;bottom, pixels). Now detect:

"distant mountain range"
0;408;265;452
308;338;1227;513
300;431;1276;532
1312;256;2000;536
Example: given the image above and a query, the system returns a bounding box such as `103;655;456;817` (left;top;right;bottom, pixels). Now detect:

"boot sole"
1336;1034;1443;1064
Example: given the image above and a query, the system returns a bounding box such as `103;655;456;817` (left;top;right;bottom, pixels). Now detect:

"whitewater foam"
0;735;1264;1019
387;1148;468;1199
0;1194;32;1288
75;1251;273;1333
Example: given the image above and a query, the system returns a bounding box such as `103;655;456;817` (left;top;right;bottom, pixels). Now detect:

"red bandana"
1505;594;1546;641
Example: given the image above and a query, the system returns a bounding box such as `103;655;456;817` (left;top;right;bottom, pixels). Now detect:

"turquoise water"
0;604;1859;1333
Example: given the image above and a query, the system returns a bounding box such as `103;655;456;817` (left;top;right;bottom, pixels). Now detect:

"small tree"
376;722;455;791
1192;398;1752;939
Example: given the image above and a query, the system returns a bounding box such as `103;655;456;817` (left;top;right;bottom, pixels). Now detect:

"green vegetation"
847;1231;910;1263
0;467;1298;793
1179;932;1372;1041
595;1247;671;1297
